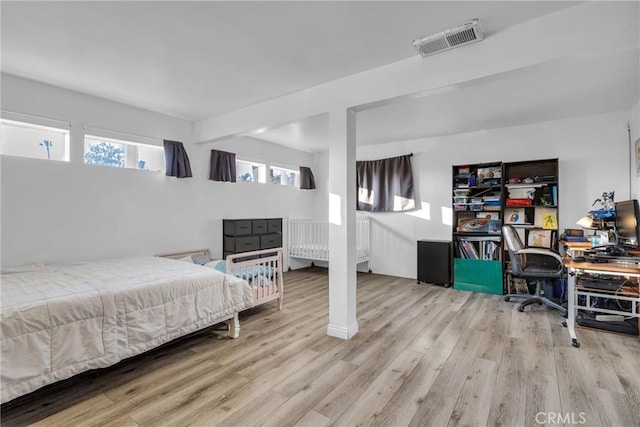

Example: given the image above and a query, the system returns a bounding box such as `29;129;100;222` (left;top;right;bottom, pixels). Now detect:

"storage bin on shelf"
482;192;501;202
506;198;532;206
469;202;484;211
454;196;469;204
454;203;468;211
483;202;501;210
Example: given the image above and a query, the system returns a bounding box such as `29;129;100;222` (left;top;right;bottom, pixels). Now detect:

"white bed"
0;255;253;404
288;217;371;268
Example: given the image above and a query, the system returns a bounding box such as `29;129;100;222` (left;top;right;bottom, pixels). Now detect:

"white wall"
311;111;631;279
1;75;315;267
630;101;640;200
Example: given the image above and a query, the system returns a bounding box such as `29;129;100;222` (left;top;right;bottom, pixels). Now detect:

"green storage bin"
453;258;503;295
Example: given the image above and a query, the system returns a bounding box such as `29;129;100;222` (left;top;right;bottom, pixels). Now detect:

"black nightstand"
417;240;452;287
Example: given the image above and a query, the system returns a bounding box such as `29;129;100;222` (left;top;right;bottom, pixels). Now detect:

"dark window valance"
356;154;415;212
209;149;236;182
163;140;193;178
299;166;316;190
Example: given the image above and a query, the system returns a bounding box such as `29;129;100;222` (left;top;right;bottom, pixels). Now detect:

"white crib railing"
226;248;283;310
288;216;370;264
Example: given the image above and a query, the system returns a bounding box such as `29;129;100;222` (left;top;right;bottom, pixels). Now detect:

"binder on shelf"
457;241;472;259
456;238;502;260
463;241;479;259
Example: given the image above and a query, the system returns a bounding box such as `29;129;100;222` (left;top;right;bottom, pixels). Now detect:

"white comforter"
0;256;254;403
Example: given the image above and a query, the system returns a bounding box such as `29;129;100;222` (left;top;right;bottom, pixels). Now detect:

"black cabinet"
223;218;282;258
417;240;452;287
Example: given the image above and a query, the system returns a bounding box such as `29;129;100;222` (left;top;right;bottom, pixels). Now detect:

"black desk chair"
503;225;567;316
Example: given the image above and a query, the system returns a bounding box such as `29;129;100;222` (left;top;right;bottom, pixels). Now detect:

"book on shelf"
457;239;500;261
460;241;479;259
481;240;500;260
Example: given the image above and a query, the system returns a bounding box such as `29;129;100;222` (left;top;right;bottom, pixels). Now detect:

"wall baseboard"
327;321;359;340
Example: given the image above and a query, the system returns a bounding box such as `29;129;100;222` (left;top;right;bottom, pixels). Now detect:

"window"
236;159;266;183
270;165;299;187
0;119;70;161
84;135;164;172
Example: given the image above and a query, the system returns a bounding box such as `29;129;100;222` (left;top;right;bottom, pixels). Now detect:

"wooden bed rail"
226;248;284;310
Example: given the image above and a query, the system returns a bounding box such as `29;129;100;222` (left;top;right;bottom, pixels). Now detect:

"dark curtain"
209;149;236;182
163;140;193;178
299;166;316;190
356;154;415;212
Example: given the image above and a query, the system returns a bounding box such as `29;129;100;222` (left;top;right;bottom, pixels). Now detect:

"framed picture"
528;229;552;248
534;207;558;230
457;217;489;232
504;208;525;224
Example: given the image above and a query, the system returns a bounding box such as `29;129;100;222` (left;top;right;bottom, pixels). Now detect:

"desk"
561;240;640;257
565;258;640;347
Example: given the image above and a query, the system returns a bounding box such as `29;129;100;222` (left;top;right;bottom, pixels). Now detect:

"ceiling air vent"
412;18;483;58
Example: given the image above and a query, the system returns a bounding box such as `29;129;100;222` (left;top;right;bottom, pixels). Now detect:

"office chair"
503;225;567;317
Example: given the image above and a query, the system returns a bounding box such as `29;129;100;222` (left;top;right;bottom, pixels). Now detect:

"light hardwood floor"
2;267;639;426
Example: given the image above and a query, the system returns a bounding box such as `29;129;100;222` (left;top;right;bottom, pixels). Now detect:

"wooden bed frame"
160;247;284;312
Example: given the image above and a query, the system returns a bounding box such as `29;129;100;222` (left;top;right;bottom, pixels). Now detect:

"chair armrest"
515;248;564;265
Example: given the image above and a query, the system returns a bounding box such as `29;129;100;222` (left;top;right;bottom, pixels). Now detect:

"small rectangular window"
270;166;299;187
84;135;164;172
237;159;266;183
0;119;70;161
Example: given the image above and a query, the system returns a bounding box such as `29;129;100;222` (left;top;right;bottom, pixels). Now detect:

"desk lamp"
577;191;617;245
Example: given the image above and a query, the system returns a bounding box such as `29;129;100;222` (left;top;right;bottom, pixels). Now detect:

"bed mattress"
0;256;253;403
289;244;369;261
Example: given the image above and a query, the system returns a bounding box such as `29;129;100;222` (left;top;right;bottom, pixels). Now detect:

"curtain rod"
1;110;71;128
82;124;162;144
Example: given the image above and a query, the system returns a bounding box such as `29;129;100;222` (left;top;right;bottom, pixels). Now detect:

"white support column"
327;108;358;340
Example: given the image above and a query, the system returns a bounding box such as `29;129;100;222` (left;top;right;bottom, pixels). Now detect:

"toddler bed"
167;248;284;310
0;254;254;404
288;216;370;268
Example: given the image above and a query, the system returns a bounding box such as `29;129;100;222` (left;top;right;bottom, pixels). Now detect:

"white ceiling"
2;1;638;152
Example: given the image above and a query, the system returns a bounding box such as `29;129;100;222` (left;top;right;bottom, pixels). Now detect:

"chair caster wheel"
562;321;567;327
504;297;511;302
572;339;581;348
517;305;525;312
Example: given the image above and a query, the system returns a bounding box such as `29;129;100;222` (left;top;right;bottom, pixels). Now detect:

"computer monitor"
615;199;640;248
